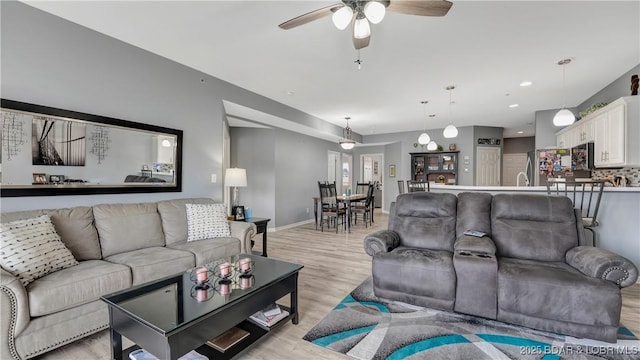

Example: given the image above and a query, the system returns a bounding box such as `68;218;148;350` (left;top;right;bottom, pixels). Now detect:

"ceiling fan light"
427;141;438;151
364;1;385;24
553;109;575;126
332;6;353;30
443;124;458;138
354;17;371;39
418;132;430;145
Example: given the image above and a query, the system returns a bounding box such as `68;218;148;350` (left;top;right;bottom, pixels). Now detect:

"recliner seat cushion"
491;194;578;261
373;247;456;310
497;257;621;327
105;247;194;285
27;260;131;317
389;193;457;251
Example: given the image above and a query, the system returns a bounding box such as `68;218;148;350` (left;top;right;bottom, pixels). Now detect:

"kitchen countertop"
429;184;640;192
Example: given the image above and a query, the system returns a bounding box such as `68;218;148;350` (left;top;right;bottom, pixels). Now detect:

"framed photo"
389;165;396;178
49;175;65;183
32;173;48;184
232;206;245;221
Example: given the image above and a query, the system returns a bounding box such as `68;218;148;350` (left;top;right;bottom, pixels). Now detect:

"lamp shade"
418;132;430;145
340;139;356;150
332;6;353;30
443;124;458;138
354;18;371;39
364;1;385;24
224;168;247;187
553;109;575;126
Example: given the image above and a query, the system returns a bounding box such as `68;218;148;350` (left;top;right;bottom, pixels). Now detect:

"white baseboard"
271;218;314;232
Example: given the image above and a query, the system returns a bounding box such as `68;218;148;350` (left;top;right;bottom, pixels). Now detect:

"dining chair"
407;180;430;192
546;178;605;246
351;183;375;228
318;181;346;233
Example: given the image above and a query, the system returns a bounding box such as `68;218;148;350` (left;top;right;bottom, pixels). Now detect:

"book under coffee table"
101;254;303;360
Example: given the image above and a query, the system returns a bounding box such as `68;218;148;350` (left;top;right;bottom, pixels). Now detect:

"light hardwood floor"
37;210;640;359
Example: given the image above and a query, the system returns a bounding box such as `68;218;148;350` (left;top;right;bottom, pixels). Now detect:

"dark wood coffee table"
101;254;303;360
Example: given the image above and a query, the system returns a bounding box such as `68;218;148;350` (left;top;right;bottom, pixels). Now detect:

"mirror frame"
1;99;183;197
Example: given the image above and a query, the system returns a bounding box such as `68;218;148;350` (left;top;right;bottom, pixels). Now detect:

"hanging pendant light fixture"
553;58;576;127
418;101;431;145
339;117;356;150
427;141;438;151
443;85;458;138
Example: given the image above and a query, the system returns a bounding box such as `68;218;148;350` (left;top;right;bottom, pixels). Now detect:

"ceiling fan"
278;0;453;50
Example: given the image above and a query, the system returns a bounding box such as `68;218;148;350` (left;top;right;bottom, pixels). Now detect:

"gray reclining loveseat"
364;192;638;343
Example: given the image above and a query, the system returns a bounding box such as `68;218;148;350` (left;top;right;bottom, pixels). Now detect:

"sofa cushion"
94;202;165;257
168;237;240;266
27;260;131;317
373;247;456;310
389;193;457;252
1;207;101;260
105;247;194;285
491;194;578;261
157;198;215;245
185;203;230;241
456;192;492;238
0;215;78;286
497;257;621;328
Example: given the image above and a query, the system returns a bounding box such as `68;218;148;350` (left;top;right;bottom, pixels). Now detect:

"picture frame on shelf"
32;173;47;184
49;175;65;184
389;165;396;178
233;206;245;221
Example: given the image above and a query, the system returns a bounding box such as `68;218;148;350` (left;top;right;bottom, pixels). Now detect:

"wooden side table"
245;217;271;257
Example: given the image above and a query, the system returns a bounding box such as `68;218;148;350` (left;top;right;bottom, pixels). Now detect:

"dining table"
311;193;374;233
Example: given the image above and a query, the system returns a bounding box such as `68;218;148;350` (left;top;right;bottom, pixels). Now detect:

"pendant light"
553;58;576;127
339;117;356;150
443;85;458;138
417;101;431;145
427;141;438;151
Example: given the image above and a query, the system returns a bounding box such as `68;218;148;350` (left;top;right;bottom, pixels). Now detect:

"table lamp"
224;168;247;207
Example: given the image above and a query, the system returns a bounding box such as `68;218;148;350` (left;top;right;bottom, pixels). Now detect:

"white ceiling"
23;1;640;140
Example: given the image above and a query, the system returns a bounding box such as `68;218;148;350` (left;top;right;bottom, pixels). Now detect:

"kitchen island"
430;184;640;270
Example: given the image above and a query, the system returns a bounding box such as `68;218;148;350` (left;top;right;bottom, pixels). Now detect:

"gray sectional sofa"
0;198;255;360
364;192;638;343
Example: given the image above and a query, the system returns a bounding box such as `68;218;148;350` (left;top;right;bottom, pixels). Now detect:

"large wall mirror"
1;99;182;197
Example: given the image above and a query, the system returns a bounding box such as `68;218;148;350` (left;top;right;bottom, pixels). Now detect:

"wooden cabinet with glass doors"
410;151;459;185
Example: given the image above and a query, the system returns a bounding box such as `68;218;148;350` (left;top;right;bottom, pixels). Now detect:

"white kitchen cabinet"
592;97;639;167
575;117;595;144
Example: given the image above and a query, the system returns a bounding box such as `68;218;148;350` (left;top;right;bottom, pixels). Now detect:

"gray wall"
578;64;639;111
504;136;535;154
0;2;349;212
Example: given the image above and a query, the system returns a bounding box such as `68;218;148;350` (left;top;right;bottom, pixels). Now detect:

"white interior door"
502;153;528;186
476;146;501;186
328;151;339;184
341;153;353;194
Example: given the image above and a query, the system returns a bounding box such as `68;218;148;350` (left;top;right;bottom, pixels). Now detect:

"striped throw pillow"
0;215;78;286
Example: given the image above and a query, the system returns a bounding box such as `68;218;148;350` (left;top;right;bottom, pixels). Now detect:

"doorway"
360;153;384;208
341;153;353;195
476;146;501;186
502;153;528;186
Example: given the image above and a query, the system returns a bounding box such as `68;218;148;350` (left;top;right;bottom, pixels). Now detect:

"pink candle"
196;267;208;283
219;262;230;277
240;276;252;289
219;282;230;295
239;258;251;272
196;288;209;301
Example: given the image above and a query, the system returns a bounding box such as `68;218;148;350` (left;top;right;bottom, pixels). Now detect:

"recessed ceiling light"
286;90;295;96
520;81;533;87
509;104;519;108
517;131;524;134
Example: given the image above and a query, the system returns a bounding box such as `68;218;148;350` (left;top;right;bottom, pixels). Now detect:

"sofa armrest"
363;230;400;256
229;221;257;254
454;235;496;255
566;246;639;288
1;269;30;359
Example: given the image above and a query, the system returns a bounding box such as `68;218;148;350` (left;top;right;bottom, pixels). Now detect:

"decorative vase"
449;144;456;151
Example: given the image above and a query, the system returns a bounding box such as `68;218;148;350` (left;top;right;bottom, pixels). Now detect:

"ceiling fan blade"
386;0;453;17
279;3;345;30
352;33;370;50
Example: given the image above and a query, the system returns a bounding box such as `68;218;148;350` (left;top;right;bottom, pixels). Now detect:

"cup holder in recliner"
476;254;492;258
456;251;494;259
459;252;472;256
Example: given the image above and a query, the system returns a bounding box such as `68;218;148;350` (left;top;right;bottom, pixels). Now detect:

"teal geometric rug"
303;277;639;360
